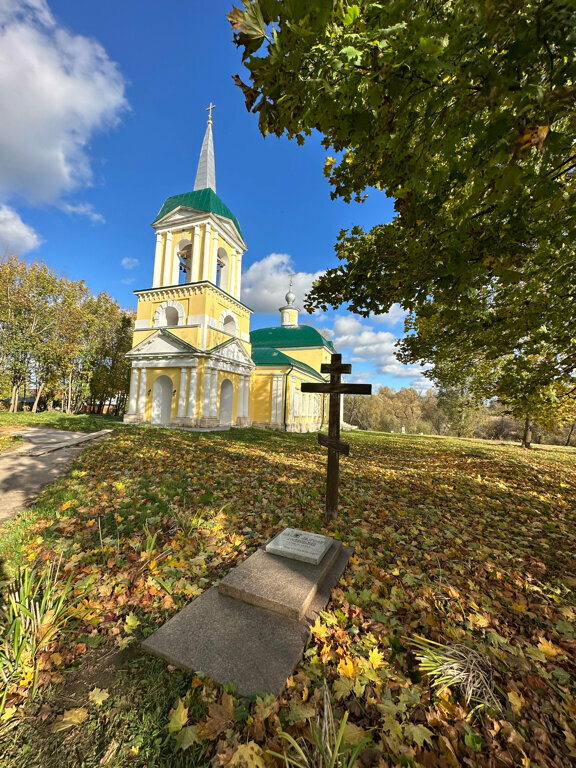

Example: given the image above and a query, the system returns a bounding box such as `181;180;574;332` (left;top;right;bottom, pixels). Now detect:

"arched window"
176;240;192;285
164;306;179;326
216;247;229;291
154;300;185;328
219;310;238;337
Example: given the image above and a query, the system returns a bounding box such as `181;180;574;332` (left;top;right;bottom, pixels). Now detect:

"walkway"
0;428;110;525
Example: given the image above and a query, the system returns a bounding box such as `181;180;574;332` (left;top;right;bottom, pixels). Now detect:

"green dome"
153;188;243;238
250;325;335;351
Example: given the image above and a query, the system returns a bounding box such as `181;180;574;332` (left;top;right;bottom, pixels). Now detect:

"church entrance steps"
141;537;352;696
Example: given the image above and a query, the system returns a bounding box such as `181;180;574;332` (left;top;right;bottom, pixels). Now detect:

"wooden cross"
301;353;371;524
206;102;216;123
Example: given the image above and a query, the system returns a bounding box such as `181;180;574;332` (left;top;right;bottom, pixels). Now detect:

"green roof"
153;188;243;238
250;325;335;352
251;347;325;380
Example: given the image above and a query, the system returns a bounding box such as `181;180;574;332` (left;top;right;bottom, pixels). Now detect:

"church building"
124;111;335;431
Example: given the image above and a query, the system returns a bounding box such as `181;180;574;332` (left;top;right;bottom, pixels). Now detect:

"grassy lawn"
0;411;124;434
0;428;575;768
0;434;22;455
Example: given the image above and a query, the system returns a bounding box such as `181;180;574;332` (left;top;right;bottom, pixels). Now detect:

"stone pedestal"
142;528;352;696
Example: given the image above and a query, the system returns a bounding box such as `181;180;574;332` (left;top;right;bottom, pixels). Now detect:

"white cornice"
134;281;253;315
152;209;246;252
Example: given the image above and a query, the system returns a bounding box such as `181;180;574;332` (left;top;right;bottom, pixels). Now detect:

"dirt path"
0;428;111;525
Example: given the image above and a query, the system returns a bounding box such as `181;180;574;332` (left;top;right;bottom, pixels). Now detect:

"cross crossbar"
318;433;350;456
301;383;371;395
321;362;352;374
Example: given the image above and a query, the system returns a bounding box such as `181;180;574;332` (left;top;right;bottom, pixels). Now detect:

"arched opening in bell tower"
216;247;229;292
176;240;192;284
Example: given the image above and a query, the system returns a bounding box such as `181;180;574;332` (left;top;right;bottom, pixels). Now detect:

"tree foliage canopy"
229;0;576;396
0;256;134;413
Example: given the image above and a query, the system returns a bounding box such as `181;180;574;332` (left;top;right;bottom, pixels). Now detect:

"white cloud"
0;0;126;206
61;202;105;224
0;205;42;254
331;312;429;384
241;253;324;314
121;277;135;285
370;303;407;327
121;257;139;270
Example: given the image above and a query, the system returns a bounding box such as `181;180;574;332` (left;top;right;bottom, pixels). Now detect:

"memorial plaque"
265;527;333;565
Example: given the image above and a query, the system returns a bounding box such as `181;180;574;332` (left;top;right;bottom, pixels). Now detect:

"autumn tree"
229;0;576;389
0;255;133;414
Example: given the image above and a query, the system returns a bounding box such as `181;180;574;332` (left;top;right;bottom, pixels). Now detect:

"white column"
202;365;212;418
210;367;219;419
237;376;245;418
235;251;243;297
171;236;181;285
229;248;236;298
272;375;282;424
177;367;188;418
210;229;219;285
152;233;163;288
128;367;139;414
162;232;173;285
201;223;211;281
187;366;197;419
137;367;147;414
192;226;201;282
340;396;344;425
271;376;277;423
243;374;250;419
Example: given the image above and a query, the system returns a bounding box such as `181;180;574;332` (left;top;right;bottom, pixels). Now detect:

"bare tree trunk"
67;370;73;414
32;381;44;413
9;384;18;412
566;423;575;447
521;416;532;449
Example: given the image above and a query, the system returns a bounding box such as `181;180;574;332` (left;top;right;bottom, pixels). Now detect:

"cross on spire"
206;102;216;124
288;271;295;290
301;353;371;523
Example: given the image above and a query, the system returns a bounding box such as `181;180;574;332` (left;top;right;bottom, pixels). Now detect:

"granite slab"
142;545;353;696
218;540;341;620
265;527;333;565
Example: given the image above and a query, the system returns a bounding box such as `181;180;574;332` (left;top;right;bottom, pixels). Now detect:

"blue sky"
0;0;430;390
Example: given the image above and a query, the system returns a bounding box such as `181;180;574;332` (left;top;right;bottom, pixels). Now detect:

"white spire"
194;104;216;193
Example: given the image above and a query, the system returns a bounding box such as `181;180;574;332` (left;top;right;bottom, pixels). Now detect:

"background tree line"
0;255;134;415
344;386;576;448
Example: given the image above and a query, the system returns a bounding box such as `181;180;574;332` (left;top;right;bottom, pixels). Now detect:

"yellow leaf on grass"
229;741;266;768
337;656;360;679
368;648;385;670
468;612;490;628
124;613;140;633
311;618;329;641
167;698;189;733
537;637;562;658
50;707;89;732
88;687;110;707
508;690;524;715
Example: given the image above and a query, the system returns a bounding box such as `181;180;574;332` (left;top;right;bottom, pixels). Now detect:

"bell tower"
130;106;252;354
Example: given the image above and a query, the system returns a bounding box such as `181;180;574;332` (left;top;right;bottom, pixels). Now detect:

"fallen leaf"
50;707;89;732
88;687;110;707
167;698;188;733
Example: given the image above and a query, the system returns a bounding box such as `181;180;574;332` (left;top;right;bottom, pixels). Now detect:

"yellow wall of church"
251;373;274;423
